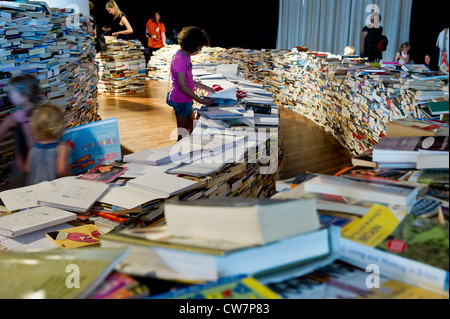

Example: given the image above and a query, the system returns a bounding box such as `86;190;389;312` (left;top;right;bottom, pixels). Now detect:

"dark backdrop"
90;0;280;50
409;1;449;70
91;0;448;64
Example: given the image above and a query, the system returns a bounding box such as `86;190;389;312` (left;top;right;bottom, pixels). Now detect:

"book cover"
376;214;449;272
46;224;102;249
149;274;282;299
78;164;127;183
61;118;122;175
427;101;449;115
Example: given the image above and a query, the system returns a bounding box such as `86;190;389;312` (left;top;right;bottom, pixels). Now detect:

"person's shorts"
166;94;193;117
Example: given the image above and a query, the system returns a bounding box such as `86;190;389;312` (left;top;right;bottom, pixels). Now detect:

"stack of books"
96;36;146;95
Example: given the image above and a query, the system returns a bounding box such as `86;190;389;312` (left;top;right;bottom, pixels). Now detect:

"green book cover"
377;214;449;271
427;101;449;115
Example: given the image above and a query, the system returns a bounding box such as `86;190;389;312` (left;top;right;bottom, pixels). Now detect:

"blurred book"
46;224;102;249
88;271;150;299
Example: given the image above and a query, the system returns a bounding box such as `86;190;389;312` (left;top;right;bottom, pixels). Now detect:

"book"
0;181;55;212
164;197;321;246
427;101;449;116
149;274;282;299
0;207;76;237
339;213;449;292
126;173;199;198
264;260;448;299
38;178;110;213
303;174;419;207
88;271;150;299
408;169;449;190
219;118;250;130
46;224;102;249
245;102;272;115
351;148;377;168
416;153;449;169
101;226;340;282
123;146;179;166
0;247;130;299
77;164;127;183
61;118;122;175
402;64;431;73
385;119;443;137
373;136;449;166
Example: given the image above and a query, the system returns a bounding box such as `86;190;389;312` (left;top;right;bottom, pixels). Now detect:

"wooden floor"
97;81;353;179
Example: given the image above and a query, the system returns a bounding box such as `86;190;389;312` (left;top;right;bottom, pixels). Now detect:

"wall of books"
96;36;146;95
0;1;100;190
148;46;449;157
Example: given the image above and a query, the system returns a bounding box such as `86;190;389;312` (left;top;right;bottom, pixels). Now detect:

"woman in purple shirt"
167;26;214;141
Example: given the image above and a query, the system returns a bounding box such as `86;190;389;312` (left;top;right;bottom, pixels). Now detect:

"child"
0;75;42;189
25;103;71;185
167;26;215;141
394;42;411;65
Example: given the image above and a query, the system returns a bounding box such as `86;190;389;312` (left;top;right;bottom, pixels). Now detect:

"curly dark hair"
177;26;210;54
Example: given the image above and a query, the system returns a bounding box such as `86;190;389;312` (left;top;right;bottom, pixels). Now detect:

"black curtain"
409;0;448;70
90;0;279;50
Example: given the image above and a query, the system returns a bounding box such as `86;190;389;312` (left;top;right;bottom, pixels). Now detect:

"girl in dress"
394;42;411;65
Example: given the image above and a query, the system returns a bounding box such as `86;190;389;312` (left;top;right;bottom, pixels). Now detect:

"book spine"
339;238;449;292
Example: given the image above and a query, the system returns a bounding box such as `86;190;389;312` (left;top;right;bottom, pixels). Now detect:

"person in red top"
145;10;168;63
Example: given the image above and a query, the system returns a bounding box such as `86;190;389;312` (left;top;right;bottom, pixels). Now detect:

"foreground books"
101;226;340;282
0;247;129;299
164;197;321;246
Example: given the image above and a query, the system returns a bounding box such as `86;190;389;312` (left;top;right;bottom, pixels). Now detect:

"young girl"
25;103;71;185
167;26;215;141
394;42;411;65
0;75;42;189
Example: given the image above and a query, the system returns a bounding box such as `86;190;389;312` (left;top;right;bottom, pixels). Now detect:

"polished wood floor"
97;81;353;179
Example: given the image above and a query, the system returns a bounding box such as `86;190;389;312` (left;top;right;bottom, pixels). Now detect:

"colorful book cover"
78;164;127;183
61;118;122;175
149;274;282;299
89;271;150;299
46;224;102;248
341;204;406;247
376;214;449;272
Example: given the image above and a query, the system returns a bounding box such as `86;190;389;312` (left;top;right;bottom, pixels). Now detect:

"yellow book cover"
341;204;406;247
355;280;449;299
46;224;102;248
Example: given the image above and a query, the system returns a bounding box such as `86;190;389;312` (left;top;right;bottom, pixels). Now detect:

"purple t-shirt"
169;50;195;103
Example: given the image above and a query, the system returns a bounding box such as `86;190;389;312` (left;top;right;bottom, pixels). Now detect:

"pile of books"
96;36;146;95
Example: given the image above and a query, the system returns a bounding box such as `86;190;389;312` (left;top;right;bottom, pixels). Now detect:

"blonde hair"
399;42;411;52
89;1;94;11
30;104;66;141
105;0;123;20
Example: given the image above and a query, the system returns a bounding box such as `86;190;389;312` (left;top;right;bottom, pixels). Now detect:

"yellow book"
46;224;102;249
341;204;405;247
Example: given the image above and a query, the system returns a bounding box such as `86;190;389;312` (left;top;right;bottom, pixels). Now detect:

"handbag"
378;35;388;52
439;28;449;73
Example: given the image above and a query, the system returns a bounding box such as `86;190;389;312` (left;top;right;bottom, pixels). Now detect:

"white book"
38;179;110;213
303;175;419;207
123;146;184;165
0;181;55;212
0;207;76;237
126;173;198;198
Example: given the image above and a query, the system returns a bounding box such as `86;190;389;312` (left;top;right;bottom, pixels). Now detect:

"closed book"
46;224;102;248
0;207;76;237
101;226;339;282
38;178;110;213
164;197;321;246
373;136;449;165
427;101;449;115
303;175;418;206
149;274;282;299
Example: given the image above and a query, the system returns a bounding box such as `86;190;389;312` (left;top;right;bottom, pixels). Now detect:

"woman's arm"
112;16;133;36
176;72;213;104
360;31;368;57
161;31;168;47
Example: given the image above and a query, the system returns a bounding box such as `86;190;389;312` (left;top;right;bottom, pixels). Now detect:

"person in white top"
436;25;449;72
394;42;411;65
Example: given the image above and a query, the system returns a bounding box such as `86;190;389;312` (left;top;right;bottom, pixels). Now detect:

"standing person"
145;10;168;64
0;75;42;189
102;0;133;40
25;104;71;186
436;25;449;73
167;26;215;141
394;42;411;65
360;12;383;62
89;1;107;53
